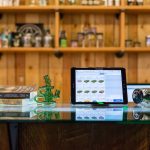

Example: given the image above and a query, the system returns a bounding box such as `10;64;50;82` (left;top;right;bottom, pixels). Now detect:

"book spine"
0;93;30;99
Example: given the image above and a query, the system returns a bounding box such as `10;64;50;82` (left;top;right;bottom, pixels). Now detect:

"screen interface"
127;85;150;102
75;70;123;103
75;108;123;121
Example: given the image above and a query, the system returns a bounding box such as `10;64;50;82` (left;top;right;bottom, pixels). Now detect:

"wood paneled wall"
0;52;150;102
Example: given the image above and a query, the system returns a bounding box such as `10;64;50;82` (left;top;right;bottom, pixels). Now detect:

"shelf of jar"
58;5;122;13
125;6;150;13
0;6;55;13
125;47;150;52
0;47;54;52
58;47;121;52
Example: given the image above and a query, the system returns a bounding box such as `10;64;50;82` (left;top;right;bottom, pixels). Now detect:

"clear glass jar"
68;0;76;5
87;32;96;47
44;30;53;47
39;0;47;6
133;41;141;47
96;33;104;48
23;33;32;47
125;39;133;47
35;34;42;47
78;32;85;47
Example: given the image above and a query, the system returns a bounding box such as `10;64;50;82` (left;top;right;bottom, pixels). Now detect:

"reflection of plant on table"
34;75;60;105
34;109;61;120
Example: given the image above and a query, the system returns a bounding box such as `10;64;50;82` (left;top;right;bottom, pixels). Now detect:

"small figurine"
34;75;60;105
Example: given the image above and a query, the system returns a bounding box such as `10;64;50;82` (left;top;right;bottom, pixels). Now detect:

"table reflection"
74;107;124;121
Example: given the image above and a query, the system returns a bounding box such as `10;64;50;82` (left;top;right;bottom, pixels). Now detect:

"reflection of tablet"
74;108;124;121
71;67;128;104
127;84;150;102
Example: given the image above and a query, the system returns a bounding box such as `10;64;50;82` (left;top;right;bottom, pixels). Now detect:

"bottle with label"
68;0;76;5
136;0;143;5
35;34;42;47
44;29;53;47
23;33;32;47
146;35;150;47
39;0;47;6
13;0;20;6
60;30;67;47
59;0;65;4
96;33;104;48
114;0;120;6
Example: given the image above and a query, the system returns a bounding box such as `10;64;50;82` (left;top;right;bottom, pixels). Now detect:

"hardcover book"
0;86;37;99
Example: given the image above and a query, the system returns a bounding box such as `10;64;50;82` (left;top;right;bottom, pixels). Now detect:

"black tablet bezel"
71;67;128;105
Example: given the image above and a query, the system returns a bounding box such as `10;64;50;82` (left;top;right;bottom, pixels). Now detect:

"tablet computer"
127;83;150;102
71;67;128;105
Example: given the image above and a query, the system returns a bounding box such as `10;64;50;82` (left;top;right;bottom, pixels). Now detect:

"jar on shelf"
103;0;107;6
35;34;42;47
68;0;76;5
88;0;94;5
81;0;88;5
107;0;113;6
44;30;53;47
1;28;12;47
13;0;20;6
114;0;120;6
127;0;135;5
146;35;150;47
59;0;65;4
133;41;141;47
39;0;47;6
125;39;133;47
29;0;36;6
93;0;100;5
71;40;78;47
60;30;67;47
23;33;32;47
136;0;143;5
13;32;21;47
87;32;96;47
78;32;85;47
96;33;104;48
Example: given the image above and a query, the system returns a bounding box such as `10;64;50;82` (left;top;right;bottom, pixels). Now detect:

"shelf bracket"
54;50;64;59
115;50;125;58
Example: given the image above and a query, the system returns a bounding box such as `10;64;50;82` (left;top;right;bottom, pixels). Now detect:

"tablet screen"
71;68;127;104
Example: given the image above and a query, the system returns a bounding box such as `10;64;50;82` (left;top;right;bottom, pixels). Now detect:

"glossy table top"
0;103;149;124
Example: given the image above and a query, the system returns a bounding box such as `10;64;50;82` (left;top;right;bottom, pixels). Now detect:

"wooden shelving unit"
0;0;150;53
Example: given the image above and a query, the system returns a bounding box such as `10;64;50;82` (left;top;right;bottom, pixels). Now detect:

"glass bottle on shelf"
29;0;36;6
146;35;150;47
35;34;42;47
114;0;120;6
78;32;85;47
136;0;143;5
44;29;53;47
70;32;78;47
59;0;65;4
39;0;47;6
1;28;12;48
13;0;20;6
87;32;96;47
59;30;67;47
23;33;32;47
96;33;104;48
12;32;21;47
68;0;76;5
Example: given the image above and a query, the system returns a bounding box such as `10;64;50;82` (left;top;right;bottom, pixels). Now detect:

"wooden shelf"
125;6;150;13
0;6;55;13
58;47;121;52
0;47;54;52
58;6;121;13
125;47;150;52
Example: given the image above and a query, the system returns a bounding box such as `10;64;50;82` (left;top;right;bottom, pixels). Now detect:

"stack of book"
0;86;37;106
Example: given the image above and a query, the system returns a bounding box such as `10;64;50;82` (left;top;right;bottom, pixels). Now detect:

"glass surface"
0;103;150;124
